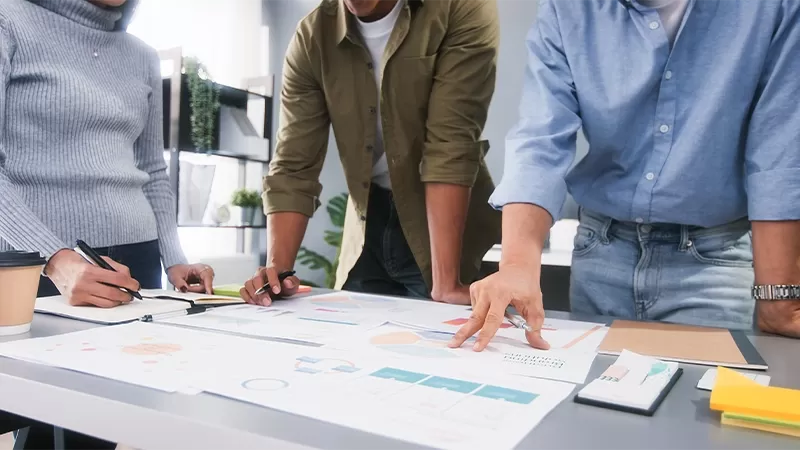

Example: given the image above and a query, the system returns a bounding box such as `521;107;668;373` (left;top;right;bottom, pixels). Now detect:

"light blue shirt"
491;0;800;227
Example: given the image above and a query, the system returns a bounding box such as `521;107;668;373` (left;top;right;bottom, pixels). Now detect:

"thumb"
172;278;189;293
517;303;550;350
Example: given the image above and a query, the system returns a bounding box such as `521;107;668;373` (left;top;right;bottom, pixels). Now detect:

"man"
451;0;800;351
240;0;501;304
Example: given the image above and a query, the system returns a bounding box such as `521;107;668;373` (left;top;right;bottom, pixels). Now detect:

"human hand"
240;266;300;306
167;264;215;294
757;300;800;338
44;249;140;308
431;283;471;305
448;264;550;352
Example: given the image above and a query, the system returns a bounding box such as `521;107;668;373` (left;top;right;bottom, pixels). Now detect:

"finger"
243;276;259;304
448;285;490;348
91;267;140;292
87;295;121;309
515;301;550;350
240;287;254;304
281;276;300;297
101;257;131;276
266;268;281;296
90;282;134;304
185;284;206;293
473;289;508;352
201;269;215;294
172;277;189;293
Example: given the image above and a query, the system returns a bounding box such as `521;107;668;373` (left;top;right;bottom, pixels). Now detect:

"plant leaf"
295;247;333;273
327;193;348;228
323;230;342;249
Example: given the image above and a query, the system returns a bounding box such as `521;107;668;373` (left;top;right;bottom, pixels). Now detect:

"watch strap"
752;284;800;301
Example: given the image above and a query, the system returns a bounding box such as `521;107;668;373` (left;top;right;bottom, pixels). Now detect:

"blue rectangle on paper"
420;376;481;393
296;356;320;363
295;367;320;374
370;367;428;383
473;385;538;404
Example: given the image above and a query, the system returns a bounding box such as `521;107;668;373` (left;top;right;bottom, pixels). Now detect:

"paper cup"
0;251;46;336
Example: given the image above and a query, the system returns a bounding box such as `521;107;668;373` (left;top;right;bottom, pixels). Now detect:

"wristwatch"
752;285;800;301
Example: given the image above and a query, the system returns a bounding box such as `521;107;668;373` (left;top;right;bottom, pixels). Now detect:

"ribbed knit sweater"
0;0;187;268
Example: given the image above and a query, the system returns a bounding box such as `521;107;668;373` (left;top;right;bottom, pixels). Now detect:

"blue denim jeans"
342;185;429;298
569;209;755;330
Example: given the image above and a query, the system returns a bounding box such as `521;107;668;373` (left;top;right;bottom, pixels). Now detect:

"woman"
0;0;214;447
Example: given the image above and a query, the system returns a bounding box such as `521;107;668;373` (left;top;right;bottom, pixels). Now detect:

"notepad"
710;367;800;423
597;320;767;370
34;290;243;325
213;284;313;298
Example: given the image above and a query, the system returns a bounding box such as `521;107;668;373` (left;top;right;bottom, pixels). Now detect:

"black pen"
255;270;296;296
140;305;206;322
75;240;143;300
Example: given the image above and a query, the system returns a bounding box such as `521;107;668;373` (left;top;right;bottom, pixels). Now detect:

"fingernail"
272;285;280;294
472;342;481;351
285;279;295;288
179;287;187;293
447;340;458;348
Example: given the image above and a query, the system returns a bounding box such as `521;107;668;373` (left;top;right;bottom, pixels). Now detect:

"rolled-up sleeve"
745;1;800;221
419;0;498;187
489;0;581;222
264;29;330;217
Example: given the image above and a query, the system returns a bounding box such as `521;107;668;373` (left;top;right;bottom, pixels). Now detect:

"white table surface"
1;308;799;449
483;245;573;267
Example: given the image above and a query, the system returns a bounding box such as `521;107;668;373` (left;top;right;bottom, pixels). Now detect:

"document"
327;323;600;384
35;295;189;325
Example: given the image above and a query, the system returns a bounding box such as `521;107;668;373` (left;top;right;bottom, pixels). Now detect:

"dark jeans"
342;185;428;298
15;240;162;450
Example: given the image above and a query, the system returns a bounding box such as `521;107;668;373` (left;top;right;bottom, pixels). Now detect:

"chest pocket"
386;54;437;112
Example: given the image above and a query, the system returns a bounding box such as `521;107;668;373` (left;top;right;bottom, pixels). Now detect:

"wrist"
44;248;73;277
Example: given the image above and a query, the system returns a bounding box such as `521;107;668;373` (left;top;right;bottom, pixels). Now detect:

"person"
0;0;215;447
451;0;800;352
241;0;501;305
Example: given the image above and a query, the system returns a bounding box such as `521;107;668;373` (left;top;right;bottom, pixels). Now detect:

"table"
1;311;799;449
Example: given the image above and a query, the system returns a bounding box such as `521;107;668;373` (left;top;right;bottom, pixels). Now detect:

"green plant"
296;193;348;288
230;189;262;208
183;56;220;151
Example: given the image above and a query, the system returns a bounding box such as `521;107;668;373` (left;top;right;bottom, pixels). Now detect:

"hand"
757;300;800;338
448;264;550;352
44;249;140;308
167;264;215;294
431;283;471;305
240;266;300;306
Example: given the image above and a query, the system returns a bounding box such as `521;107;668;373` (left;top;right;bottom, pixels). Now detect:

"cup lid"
0;251;47;268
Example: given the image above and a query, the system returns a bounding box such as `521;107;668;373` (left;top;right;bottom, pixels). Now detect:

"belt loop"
599;215;613;244
679;225;690;251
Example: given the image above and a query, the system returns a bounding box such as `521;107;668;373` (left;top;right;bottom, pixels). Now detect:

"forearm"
267;212;309;270
426;183;470;290
499;204;552;271
752;221;800;284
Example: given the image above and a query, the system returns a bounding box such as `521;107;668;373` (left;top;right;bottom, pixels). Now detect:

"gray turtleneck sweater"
0;0;187;268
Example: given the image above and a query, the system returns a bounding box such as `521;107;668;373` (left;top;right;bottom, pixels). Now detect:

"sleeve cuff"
747;168;800;220
264;190;320;217
419;141;487;187
489;167;568;223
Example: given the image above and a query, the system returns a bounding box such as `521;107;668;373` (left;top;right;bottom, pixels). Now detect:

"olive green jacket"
264;0;502;289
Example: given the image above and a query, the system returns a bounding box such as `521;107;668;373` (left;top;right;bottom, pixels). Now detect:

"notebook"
574;350;682;416
597;320;767;370
34;290;242;325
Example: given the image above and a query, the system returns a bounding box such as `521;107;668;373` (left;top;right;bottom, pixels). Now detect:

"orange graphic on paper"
121;343;182;356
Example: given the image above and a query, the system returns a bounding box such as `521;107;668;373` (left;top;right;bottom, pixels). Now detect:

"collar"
329;0;423;45
28;0;122;31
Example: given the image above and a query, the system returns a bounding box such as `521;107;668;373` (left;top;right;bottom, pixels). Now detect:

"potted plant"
230;189;261;225
295;193;347;288
183;56;220;151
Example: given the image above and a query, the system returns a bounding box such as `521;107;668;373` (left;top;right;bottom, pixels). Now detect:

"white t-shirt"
638;0;689;46
355;0;403;190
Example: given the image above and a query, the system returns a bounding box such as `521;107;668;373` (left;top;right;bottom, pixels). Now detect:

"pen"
504;310;533;332
75;240;143;300
255;270;296;296
140;305;207;322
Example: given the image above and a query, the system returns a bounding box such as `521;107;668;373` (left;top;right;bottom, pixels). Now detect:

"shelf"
178;224;266;229
171;148;270;164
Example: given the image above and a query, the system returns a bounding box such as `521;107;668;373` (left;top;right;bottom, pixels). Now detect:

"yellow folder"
710;367;800;423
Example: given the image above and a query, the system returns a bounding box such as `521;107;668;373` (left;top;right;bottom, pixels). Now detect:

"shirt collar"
331;0;423;45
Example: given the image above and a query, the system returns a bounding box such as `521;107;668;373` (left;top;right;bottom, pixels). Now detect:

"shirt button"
649;21;660;30
360;215;367;221
367;62;374;70
93;51;99;58
368;107;376;115
362;181;369;189
659;124;670;133
665;70;673;80
645;172;655;181
366;144;374;152
635;217;644;224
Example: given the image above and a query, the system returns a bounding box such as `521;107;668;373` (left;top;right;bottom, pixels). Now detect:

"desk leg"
53;427;64;450
12;428;28;450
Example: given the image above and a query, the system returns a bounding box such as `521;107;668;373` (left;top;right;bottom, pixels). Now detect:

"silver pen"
504;310;533;332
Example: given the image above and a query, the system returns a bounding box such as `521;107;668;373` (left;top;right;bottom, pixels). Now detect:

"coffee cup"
0;251;46;336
